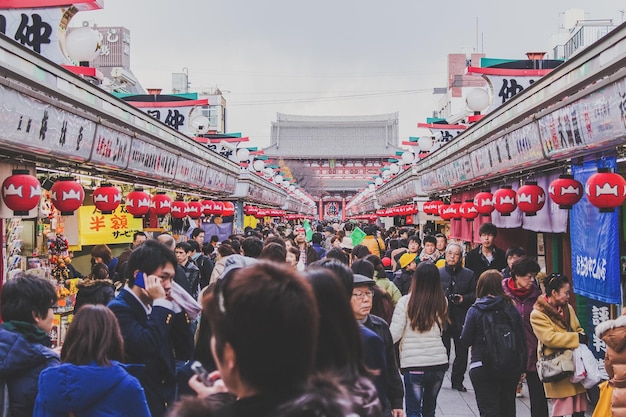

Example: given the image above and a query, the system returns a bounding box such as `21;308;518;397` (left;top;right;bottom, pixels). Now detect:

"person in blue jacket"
34;304;150;417
0;273;60;417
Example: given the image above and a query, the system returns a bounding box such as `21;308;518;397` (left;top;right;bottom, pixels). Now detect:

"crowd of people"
0;221;607;417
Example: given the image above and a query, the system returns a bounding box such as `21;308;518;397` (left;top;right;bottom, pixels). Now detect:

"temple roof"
264;112;403;158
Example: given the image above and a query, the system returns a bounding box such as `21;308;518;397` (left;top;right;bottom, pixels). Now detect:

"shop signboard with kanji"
78;205;143;245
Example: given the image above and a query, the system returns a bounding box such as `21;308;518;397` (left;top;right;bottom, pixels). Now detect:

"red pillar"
341;198;346;221
318;199;323;220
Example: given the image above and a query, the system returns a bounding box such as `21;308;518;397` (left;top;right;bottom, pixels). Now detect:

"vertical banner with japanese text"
78;206;143;246
571;158;621;304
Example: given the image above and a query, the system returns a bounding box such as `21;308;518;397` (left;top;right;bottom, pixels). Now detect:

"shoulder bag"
537;341;575;383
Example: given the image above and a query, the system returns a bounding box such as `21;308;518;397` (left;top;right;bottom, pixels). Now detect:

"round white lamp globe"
66;26;101;62
368;184;376;191
252;159;265;172
418;136;434;152
374;177;383;186
466;88;491;112
389;163;400;175
236;148;250;162
401;151;414;164
189;116;210;135
274;174;283;184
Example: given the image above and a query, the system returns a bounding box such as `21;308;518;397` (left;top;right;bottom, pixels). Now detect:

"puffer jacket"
530;296;586;399
596;308;626;417
502;277;542;372
34;361;150;417
74;279;115;312
0;326;59;417
389;294;448;369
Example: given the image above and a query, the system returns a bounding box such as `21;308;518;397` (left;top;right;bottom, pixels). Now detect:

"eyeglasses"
352;291;374;300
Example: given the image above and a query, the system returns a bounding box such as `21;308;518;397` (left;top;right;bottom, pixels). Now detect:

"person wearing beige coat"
530;273;587;417
596;307;626;417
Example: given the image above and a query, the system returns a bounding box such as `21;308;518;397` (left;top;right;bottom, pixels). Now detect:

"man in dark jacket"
439;242;477;392
108;240;193;417
0;274;60;417
351;274;404;417
464;222;506;280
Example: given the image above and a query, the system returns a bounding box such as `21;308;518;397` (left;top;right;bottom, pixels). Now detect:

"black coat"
439;264;477;332
74;279;115;312
464;245;506;281
107;289;193;417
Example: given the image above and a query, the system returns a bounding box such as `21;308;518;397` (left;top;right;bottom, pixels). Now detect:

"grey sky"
85;1;624;149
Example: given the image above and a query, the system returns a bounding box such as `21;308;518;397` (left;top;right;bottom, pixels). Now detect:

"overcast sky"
84;1;624;149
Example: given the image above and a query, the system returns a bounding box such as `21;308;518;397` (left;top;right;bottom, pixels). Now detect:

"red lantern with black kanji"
125;188;150;218
212;201;224;217
171;199;188;219
92;183;121;214
187;201;203;219
50;177;84;216
460;200;479;221
151;192;172;216
201;200;215;216
493;186;517;216
549;175;583;209
222;201;235;217
585;168;626;212
473;191;494;216
516;182;545;216
2;169;41;216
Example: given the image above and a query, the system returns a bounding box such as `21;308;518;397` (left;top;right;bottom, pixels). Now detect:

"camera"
448;293;462;304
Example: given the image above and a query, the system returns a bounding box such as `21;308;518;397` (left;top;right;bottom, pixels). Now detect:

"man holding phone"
108;240;194;417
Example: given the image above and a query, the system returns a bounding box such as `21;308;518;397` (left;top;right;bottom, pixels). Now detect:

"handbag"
592;380;613;417
570;344;603;388
537;342;575;383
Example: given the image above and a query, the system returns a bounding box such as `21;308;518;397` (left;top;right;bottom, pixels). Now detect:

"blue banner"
586;298;611;361
571;158;621;304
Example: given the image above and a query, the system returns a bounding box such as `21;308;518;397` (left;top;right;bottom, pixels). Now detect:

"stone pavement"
435;367;596;416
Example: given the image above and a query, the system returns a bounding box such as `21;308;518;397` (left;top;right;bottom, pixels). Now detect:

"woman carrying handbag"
530;273;588;417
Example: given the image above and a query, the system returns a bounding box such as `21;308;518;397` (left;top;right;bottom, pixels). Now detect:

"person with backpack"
461;269;527;417
502;257;549;417
389;262;449;417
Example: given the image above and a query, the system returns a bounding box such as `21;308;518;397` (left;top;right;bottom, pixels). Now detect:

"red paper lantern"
438;204;454;220
460;200;479;221
450;203;462;220
212;201;224;216
473;191;494;216
516;182;546;216
493;186;517;216
222;201;235;217
428;200;444;215
92;183;121;214
549;175;583;209
405;215;414;225
187;201;203;219
2;169;41;216
50;177;84;216
171;200;189;219
201;200;215;216
256;209;269;218
125;188;150;218
585;168;626;212
244;205;258;215
151;192;172;216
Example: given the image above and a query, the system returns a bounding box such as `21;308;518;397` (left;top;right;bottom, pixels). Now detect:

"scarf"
3;320;51;346
506;278;534;300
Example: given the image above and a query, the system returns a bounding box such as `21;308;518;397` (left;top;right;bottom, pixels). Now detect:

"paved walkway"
436;367;596;416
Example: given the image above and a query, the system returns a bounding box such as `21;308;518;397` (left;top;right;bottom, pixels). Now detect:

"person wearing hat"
393;252;418;296
350;274;404;417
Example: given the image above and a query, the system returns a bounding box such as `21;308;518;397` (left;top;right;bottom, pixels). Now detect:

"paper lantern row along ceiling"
375;204;419;217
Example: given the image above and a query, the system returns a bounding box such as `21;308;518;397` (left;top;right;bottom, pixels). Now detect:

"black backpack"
481;307;526;374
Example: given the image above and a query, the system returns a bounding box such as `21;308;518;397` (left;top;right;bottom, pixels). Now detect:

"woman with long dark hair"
461;270;526;417
34;304;150;416
389;262;448;417
304;268;382;417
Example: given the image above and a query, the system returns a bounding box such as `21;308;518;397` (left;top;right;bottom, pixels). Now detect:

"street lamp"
65;26;101;65
466;88;491;115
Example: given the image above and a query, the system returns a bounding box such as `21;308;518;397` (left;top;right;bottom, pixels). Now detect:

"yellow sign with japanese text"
78;206;143;245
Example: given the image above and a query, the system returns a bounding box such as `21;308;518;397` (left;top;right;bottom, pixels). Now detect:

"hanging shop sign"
174;156;207;188
0;84;97;161
78;205;143;246
128;99;209;137
571;157;621;304
90;124;132;169
127;138;177;180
